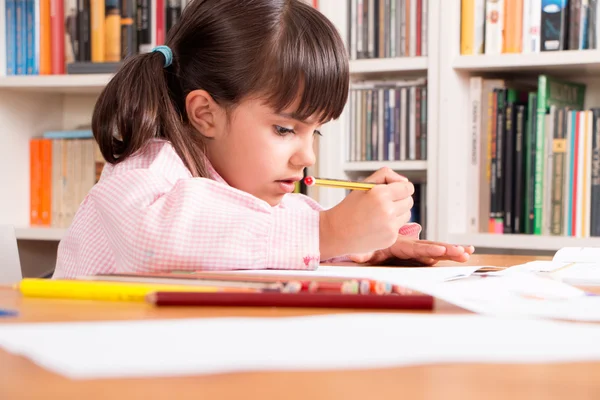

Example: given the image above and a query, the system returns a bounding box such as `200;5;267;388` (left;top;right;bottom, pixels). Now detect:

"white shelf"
449;233;600;252
15;227;66;241
349;57;428;75
0;74;113;93
453;50;600;76
343;160;427;172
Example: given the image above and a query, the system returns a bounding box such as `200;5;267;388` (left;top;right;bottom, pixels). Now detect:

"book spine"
460;0;475;54
551;108;567;235
522;0;532;53
503;0;524;53
90;0;104;61
524;92;536;234
589;0;598;49
378;88;384;161
388;88;395;161
591;108;600;236
564;110;574;235
104;0;120;61
485;0;504;54
15;0;25;74
50;0;64;73
39;0;51;73
541;0;568;51
489;89;498;232
384;89;390;160
40;139;53;226
513;104;526;233
533;76;547;234
155;0;164;45
368;0;375;58
25;0;35;74
5;0;16;75
137;0;151;53
165;0;180;35
349;0;357;60
493;89;506;232
421;85;427;159
503;101;515;233
570;0;582;49
77;0;90;61
468;77;482;232
65;0;77;65
529;0;542;52
584;111;593;236
29;139;41;225
542;108;555;235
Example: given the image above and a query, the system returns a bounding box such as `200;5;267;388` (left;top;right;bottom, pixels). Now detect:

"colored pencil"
303;176;377;191
90;271;402;295
146;291;434;310
16;278;259;303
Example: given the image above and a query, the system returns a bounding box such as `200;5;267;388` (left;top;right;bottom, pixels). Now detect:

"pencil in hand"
303;176;377;191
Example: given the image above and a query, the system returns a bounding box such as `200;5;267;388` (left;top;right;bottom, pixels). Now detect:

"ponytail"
92;51;208;177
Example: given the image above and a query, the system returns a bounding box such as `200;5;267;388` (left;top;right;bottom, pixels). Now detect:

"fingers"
348;252;375;264
394;196;414;217
364;167;409;184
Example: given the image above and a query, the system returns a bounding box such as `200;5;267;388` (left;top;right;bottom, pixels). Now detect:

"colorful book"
534;75;586;235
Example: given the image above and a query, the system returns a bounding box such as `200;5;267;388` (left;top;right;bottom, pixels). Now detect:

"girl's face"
201;96;322;206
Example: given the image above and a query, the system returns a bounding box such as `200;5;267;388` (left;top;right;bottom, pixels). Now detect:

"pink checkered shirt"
53;139;421;278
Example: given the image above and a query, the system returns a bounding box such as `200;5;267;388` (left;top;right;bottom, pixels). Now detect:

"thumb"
364;167;409;184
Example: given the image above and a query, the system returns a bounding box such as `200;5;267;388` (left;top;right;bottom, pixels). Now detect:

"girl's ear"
185;89;226;139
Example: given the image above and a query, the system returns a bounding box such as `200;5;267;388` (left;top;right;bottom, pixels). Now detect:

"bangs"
254;2;349;124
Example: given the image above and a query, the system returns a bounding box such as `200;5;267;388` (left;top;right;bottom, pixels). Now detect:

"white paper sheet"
238;265;600;321
1;313;600;380
493;260;600;285
238;265;483;284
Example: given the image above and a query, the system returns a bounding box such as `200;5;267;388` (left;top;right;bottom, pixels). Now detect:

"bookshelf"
437;0;600;252
0;74;111;93
9;0;598;280
317;0;439;241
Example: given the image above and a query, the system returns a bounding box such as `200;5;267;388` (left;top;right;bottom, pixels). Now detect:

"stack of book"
460;0;599;55
467;74;600;237
29;129;105;228
348;78;428;162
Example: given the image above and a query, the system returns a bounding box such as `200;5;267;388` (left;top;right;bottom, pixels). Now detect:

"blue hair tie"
152;45;173;68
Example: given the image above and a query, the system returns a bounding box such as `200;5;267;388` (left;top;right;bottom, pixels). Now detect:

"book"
146;291;435;310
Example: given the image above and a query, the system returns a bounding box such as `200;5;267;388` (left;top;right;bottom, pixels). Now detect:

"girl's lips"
276;180;298;193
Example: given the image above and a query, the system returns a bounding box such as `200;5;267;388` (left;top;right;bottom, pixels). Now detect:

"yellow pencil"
16;278;252;303
303;176;377;191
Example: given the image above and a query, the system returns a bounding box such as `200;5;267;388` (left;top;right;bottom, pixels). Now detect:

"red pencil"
145;291;434;310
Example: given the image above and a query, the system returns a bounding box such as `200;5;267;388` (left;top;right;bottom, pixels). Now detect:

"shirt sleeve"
91;169;322;273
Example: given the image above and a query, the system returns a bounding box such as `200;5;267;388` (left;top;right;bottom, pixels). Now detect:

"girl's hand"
319;167;414;260
348;235;475;266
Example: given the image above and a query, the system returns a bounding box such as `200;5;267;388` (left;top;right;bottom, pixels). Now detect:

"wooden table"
1;254;599;400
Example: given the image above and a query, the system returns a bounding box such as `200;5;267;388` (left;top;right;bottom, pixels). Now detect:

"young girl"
53;0;473;279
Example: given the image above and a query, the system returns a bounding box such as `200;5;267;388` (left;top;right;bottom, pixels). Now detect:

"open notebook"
490;247;600;285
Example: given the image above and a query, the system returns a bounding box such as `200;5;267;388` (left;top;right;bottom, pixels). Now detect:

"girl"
53;0;473;279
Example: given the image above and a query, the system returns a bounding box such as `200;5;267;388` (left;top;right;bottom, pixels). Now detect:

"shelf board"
453;50;600;76
449;233;600;252
15;227;66;241
343;160;427;172
0;74;113;94
349;57;428;75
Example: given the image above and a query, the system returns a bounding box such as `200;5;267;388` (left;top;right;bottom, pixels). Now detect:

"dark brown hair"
92;0;350;177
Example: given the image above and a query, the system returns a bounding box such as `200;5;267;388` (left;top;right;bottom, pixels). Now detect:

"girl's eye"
274;125;295;136
314;130;322;137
